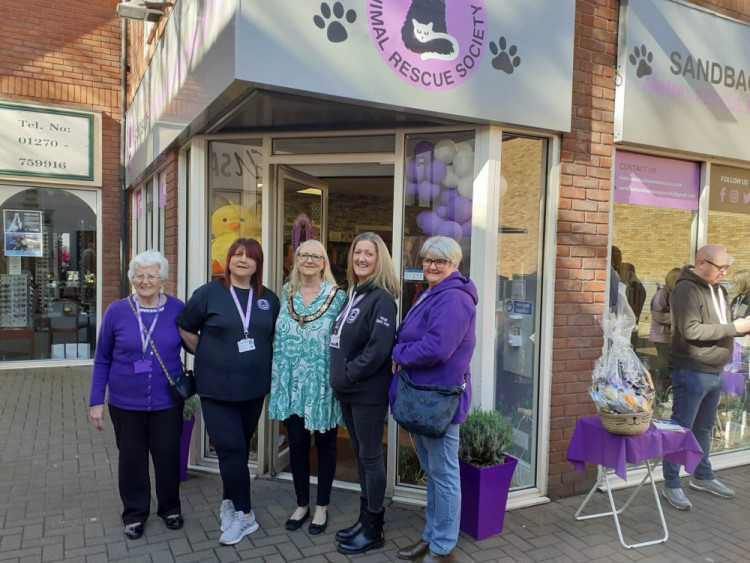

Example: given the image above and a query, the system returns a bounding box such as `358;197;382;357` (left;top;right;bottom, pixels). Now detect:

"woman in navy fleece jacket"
389;236;477;563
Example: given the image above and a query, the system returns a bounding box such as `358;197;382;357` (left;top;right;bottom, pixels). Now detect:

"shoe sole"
689;481;735;499
219;522;260;545
661;490;691;511
336;539;385;555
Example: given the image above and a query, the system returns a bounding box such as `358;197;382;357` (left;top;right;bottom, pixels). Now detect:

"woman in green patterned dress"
269;239;346;535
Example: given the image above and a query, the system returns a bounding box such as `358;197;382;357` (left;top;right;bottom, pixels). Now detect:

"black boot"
336;508;384;554
335;496;367;542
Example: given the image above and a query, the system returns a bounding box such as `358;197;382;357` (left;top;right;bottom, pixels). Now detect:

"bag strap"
127;296;176;387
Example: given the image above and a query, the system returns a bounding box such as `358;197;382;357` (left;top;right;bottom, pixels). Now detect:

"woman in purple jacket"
89;250;186;540
389;236;477;563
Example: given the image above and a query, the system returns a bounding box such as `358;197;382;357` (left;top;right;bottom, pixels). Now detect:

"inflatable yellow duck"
211;204;261;274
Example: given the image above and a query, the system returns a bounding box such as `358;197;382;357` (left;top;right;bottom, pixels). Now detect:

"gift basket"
590;297;655;435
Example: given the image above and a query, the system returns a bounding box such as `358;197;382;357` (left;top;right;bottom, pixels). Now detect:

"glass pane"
208;140;263;280
0;187;98;361
495;135;546;490
273;135;395;155
397;131;474;487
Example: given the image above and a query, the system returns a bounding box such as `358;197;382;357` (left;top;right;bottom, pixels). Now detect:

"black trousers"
108;404;183;525
284;415;338;507
340;402;388;513
200;397;264;514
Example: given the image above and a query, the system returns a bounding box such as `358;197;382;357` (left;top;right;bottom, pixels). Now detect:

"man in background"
663;244;750;510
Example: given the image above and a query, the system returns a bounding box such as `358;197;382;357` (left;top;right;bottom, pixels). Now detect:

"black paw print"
313;2;357;43
629;45;653;78
489;37;521;74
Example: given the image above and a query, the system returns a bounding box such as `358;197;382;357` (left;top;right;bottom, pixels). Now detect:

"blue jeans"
415;424;460;555
662;367;723;488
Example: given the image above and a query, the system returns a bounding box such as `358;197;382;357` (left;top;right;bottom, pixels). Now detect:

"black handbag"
392;367;466;438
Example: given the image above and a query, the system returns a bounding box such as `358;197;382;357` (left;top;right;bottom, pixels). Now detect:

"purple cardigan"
389;272;478;424
89;295;185;411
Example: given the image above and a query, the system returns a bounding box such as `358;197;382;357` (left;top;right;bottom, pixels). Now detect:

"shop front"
125;0;575;504
613;0;750;475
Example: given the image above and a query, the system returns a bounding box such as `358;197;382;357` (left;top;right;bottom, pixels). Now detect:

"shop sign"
615;0;750;161
0;102;93;181
709;165;750;214
3;209;43;257
614;151;699;210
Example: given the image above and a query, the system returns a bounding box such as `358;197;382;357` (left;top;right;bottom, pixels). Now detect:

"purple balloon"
437;220;463;240
451;195;472;223
405;181;419;198
418;181;440;203
414;140;434;158
439;188;458;206
406;158;425;183
416;210;431;229
428;159;447;184
461;219;472;238
420;212;443;236
436;205;448;219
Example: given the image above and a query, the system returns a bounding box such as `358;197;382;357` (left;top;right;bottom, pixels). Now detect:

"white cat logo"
411;19;458;61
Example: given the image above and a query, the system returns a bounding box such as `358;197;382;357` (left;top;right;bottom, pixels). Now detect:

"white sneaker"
219;499;235;532
219;510;259;545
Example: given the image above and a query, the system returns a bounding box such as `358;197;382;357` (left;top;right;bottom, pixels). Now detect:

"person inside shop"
730;269;750;319
663;244;750;511
282;241;294;281
176;238;280;545
268;239;346;535
648;267;680;393
389;236;477;563
88;249;185;540
329;232;399;555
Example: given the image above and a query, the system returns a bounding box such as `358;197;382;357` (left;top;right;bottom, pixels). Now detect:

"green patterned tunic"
269;282;347;431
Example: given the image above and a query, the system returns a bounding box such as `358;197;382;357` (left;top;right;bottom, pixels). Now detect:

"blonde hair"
287;240;337;295
346;232;400;298
733;269;750;295
665;267;681;292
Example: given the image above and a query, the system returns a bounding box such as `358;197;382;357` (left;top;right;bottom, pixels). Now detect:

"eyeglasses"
298;253;323;263
703;259;730;272
422;257;450;269
133;274;161;282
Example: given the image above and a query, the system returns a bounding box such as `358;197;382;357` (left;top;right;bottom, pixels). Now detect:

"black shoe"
285;508;310;531
397;539;430;560
162;514;184;530
308;512;328;535
335;496;367;541
124;522;144;540
336;509;385;555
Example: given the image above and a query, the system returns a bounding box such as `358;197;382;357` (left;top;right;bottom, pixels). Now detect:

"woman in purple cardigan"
89;250;185;540
389;236;478;563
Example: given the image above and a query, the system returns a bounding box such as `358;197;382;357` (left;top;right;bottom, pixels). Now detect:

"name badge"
330;335;340;349
238;338;255;353
133;359;151;374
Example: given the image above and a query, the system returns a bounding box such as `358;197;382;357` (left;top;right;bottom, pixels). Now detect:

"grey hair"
419;236;462;266
128;249;169;281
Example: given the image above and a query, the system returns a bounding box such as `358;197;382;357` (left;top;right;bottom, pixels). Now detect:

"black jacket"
329;282;397;405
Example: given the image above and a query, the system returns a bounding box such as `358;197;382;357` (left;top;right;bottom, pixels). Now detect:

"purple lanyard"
134;295;161;358
230;286;254;337
333;291;365;335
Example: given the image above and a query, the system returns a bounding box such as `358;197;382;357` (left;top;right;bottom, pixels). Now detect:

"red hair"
223;238;264;296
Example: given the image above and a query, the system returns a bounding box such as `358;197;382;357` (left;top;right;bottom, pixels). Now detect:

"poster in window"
3;209;43;257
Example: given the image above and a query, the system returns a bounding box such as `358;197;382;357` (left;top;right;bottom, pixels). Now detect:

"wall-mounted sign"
0;102;94;181
4;209;43;257
614;151;700;210
615;0;750;161
709;164;750;214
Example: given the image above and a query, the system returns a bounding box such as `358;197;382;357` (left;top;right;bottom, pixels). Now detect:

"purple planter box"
180;417;196;482
459;455;518;540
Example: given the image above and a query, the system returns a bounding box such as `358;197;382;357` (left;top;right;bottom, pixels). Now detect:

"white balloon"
453;150;474;178
455;141;473;153
499;174;508;197
442;165;458;188
433;139;457;164
457;176;473;198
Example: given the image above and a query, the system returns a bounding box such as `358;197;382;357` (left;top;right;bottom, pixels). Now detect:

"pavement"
2;366;750;562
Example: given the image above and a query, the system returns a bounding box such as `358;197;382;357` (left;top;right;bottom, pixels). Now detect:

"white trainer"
219;510;259;545
219;499;235;532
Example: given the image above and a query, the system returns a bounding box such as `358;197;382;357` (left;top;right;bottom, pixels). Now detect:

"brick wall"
0;0;123;310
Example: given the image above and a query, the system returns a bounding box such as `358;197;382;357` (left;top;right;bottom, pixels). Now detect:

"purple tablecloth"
722;370;745;396
566;416;703;480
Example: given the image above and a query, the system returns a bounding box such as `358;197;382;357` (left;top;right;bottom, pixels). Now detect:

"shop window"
132;174;167;256
397;131;475;487
494;135;547;490
0;187;98;361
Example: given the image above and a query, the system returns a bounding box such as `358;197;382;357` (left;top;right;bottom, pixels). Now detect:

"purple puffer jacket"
389;272;478;424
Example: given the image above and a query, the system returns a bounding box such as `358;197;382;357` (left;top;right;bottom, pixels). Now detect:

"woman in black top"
177;238;279;546
329;232;399;555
